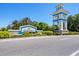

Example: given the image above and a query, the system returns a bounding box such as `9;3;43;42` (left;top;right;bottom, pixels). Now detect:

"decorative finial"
56;3;64;11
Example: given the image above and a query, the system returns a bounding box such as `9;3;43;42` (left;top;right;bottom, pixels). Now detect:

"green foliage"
23;32;30;37
7;17;52;31
53;31;61;35
67;14;79;32
52;25;59;31
42;31;53;35
11;35;23;38
74;14;79;32
7;17;32;30
0;31;10;39
7;20;19;30
63;32;79;35
38;22;48;30
67;15;75;31
32;21;51;31
11;20;19;29
30;31;53;36
0;27;8;31
35;32;42;36
12;20;18;24
7;25;11;29
20;17;32;26
30;32;43;36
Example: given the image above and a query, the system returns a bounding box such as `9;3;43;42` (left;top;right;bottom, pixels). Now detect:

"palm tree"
20;17;32;26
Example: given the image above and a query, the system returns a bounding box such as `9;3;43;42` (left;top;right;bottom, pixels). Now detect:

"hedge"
23;32;30;37
63;32;79;35
42;31;53;35
30;32;43;36
0;31;10;39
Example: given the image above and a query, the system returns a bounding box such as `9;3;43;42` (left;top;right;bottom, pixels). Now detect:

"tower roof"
52;3;69;15
56;3;64;11
53;9;69;15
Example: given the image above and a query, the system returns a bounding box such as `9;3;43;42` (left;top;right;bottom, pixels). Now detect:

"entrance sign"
8;25;38;35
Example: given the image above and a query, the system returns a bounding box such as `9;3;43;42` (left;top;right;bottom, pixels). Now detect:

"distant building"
8;25;40;36
52;3;69;31
20;25;37;32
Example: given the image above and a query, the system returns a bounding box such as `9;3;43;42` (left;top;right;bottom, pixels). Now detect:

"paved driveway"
0;35;79;56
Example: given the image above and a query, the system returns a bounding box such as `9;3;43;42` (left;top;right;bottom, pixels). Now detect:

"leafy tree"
67;14;79;32
32;21;51;31
20;17;32;26
0;27;8;31
11;20;19;29
7;25;11;29
74;14;79;32
67;15;75;31
12;23;20;29
52;25;59;31
7;17;32;30
32;21;50;31
32;21;39;30
12;20;18;25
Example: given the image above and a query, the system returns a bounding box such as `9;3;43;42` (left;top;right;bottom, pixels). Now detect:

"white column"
64;15;67;31
60;20;63;31
65;20;67;31
53;16;55;20
59;14;61;19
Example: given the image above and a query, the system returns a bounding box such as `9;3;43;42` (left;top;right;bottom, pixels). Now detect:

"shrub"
0;31;10;39
63;32;79;35
23;32;30;37
11;35;23;38
42;31;53;35
36;32;42;36
53;32;61;35
53;30;62;35
29;32;42;36
34;32;43;36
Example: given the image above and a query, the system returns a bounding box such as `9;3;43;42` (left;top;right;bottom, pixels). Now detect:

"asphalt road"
0;35;79;56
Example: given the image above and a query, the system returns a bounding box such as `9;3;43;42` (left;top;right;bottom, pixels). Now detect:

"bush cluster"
11;35;23;38
30;32;43;36
22;31;53;37
23;32;30;37
1;31;79;39
53;32;61;35
63;32;79;35
0;31;10;39
42;31;53;35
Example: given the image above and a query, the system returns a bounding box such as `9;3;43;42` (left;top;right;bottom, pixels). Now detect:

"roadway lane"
0;35;79;56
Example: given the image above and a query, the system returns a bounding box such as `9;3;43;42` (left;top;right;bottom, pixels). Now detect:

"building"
8;25;39;35
20;25;37;32
52;3;69;31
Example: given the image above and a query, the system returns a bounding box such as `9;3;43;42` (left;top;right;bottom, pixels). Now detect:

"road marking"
70;50;79;56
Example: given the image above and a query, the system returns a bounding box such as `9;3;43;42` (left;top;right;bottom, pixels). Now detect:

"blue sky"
0;3;79;28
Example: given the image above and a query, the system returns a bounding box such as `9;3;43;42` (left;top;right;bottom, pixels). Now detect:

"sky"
0;3;79;28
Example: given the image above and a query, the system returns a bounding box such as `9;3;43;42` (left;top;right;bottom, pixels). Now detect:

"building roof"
20;25;37;30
